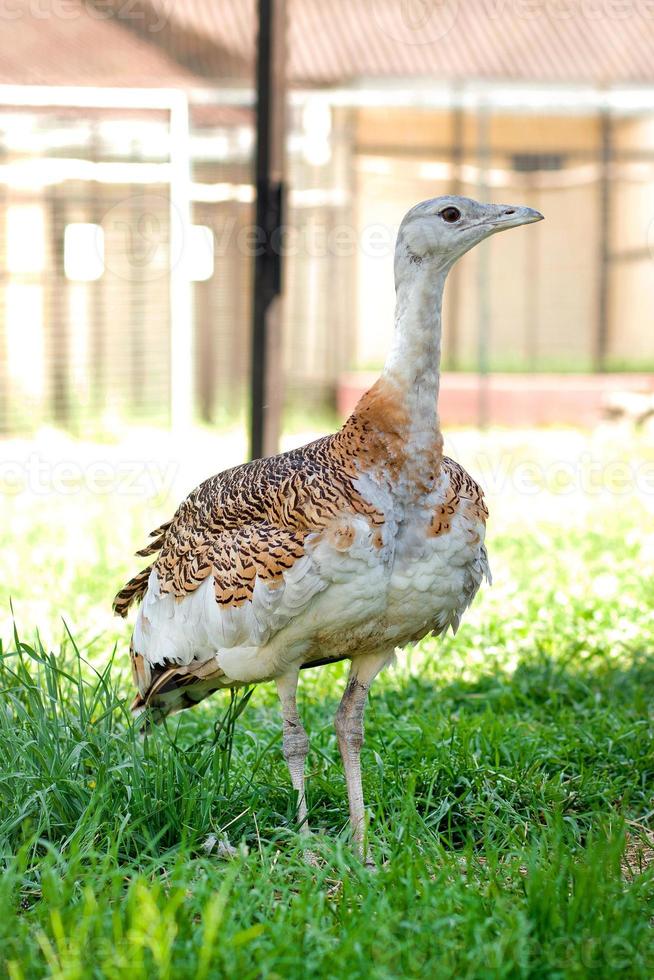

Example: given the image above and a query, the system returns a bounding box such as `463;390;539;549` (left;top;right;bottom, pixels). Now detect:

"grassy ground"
1;425;653;978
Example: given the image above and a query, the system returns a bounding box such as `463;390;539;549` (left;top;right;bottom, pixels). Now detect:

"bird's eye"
440;207;461;223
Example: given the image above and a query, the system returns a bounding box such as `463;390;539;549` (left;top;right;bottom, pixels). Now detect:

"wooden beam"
169;92;194;434
48;189;69;426
595;110;612;372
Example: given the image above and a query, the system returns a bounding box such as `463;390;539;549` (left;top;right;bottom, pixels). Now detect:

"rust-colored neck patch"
338;376;443;495
337;377;409;480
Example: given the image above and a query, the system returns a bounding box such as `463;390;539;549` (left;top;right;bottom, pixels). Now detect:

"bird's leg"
334;651;391;865
276;670;311;837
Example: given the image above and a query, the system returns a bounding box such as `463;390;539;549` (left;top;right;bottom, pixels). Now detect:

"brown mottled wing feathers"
429;457;488;537
113;431;384;619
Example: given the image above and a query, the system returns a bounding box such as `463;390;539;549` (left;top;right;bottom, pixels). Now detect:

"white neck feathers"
383;261;447;432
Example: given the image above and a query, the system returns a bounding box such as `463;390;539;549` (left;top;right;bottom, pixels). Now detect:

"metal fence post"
169;91;194;434
250;0;287;460
595;107;612;372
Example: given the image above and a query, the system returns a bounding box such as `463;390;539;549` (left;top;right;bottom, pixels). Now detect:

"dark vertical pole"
250;0;286;459
595;109;612;372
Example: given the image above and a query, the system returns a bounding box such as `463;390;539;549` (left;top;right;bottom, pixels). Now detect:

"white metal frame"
187;80;654;115
0;85;195;433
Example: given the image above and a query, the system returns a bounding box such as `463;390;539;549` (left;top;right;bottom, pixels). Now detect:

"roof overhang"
190;79;654;117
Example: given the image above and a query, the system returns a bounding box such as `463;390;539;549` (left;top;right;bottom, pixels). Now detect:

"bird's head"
394;195;543;285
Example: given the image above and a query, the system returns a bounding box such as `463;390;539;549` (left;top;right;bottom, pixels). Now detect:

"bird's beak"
490;204;544;229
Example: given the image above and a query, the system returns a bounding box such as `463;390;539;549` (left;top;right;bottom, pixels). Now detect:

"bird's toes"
202;834;239;860
354;841;378;872
303;847;321;868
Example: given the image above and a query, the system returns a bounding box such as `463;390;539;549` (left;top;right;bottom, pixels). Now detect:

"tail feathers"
130;656;228;724
115;520;172;612
113;566;152;618
135;520;173;557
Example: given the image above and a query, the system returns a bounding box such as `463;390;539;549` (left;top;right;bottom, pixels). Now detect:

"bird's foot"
303;847;321;868
202;834;239;860
354;838;377;872
296;829;321;868
356;845;377;872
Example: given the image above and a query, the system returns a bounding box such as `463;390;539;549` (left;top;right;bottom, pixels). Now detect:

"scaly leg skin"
334;651;392;868
276;670;316;863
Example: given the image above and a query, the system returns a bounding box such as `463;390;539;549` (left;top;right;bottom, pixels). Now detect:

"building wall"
352;106;652;375
281;106;357;410
611;114;654;368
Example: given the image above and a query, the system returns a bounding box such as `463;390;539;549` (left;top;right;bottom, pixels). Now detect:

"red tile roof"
0;2;250;127
141;0;654;86
2;1;652;97
0;0;199;87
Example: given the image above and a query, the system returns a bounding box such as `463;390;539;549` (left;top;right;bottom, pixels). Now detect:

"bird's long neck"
382;263;446;428
342;262;447;496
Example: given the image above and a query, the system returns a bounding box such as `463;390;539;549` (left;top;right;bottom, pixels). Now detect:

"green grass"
1;429;653;977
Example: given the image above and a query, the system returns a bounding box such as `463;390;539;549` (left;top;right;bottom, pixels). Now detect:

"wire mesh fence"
1;2;654;440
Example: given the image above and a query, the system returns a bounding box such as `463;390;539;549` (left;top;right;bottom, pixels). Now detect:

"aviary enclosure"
0;1;653;977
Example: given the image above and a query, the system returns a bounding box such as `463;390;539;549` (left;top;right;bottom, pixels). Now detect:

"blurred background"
1;0;654;639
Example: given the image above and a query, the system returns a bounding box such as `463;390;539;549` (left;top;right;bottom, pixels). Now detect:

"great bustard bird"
114;196;543;861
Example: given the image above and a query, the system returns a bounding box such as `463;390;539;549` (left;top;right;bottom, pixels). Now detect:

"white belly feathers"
133;512;391;683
